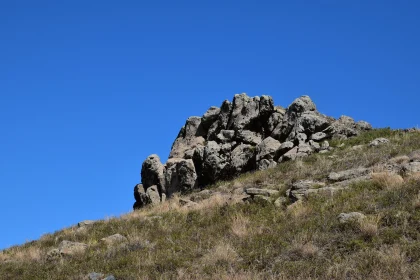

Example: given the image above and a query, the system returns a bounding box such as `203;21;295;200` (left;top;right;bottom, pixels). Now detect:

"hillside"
1;128;420;279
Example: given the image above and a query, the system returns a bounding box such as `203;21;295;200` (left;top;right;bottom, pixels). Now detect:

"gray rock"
231;144;256;174
256;137;281;161
356;121;372;131
403;162;420;174
321;140;330;150
369;138;390;147
328;116;359;138
207;100;233;140
278;141;295;155
280;146;299;162
245;188;279;197
227;93;261;131
309;140;320;151
257;159;277;170
141;155;166;194
297;133;307;144
408;150;420;162
103;276;116;280
146;185;161;204
288;180;326;201
236;130;262;145
298;143;313;155
202;106;220;129
101;234;128;246
352;145;364;150
328;167;371;182
201;141;230;184
78;220;95;228
165;158;197;197
266;111;284;135
133;184;152;209
58;241;88;257
169;136;206;159
86;272;104;280
272;96;316;141
216;130;235;143
338;212;366;224
311;132;327;141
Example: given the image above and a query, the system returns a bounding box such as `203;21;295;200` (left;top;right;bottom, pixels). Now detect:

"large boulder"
231;144;256;174
165;158;198;197
169;116;206;159
201;141;231;184
256;137;281;161
227;93;261;131
141;155;165;194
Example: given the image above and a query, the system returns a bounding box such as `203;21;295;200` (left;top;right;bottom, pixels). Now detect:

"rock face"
133;93;371;209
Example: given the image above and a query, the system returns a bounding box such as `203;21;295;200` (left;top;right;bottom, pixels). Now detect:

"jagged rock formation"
133;93;372;209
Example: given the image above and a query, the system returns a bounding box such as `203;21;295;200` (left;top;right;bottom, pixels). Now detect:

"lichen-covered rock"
257;159;277;170
338;212;366;224
256;137;281;161
231;144;255;175
369;138;390;147
236;130;262;145
165;158;197;197
328;167;371;182
141;155;166;194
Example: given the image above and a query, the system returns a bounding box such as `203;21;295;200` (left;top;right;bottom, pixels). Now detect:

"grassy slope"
2;129;420;279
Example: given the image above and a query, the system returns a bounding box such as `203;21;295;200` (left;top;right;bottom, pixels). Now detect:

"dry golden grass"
4;246;43;263
412;192;420;209
230;213;250;238
201;241;239;267
359;215;381;238
287;200;313;219
389;155;410;165
372;172;404;190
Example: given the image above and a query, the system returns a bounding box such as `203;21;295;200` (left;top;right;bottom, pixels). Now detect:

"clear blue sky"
1;0;419;249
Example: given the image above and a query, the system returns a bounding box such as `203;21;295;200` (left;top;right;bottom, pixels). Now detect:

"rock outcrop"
133;93;371;209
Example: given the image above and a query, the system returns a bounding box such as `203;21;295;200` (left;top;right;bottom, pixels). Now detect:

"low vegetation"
2;129;420;279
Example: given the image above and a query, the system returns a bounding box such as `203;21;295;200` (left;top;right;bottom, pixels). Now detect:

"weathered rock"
78;220;95;228
59;241;88;257
146;185;161;204
101;234;128;246
227;93;261;131
207;100;232;140
338;212;366;224
309;140;320;151
321;140;330;150
311;132;327;141
216;130;235;143
165;159;197;197
169;136;205;159
408;150;420;162
231;144;255;174
200;141;231;184
256;137;281;161
85;272;104;280
245;188;279;197
328;116;359;139
356;121;372;131
280;146;299;162
403;162;420;174
288;180;326;201
236;130;262;145
202;106;220;129
141;155;165;194
133;184;151;209
278;141;295;155
257;159;277;170
266;111;284;135
369;138;390;147
272;96;316;141
328;168;371;182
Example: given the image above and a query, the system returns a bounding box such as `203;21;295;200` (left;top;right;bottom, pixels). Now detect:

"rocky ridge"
133;93;372;209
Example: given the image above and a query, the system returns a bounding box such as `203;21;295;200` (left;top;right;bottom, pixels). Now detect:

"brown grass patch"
201;242;239;267
359;215;381;238
231;213;250;238
372;172;404;190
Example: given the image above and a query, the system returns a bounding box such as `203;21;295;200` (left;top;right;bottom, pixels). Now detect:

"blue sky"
0;0;419;249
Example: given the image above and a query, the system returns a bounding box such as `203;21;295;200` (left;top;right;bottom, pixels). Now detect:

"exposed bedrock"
133;93;371;209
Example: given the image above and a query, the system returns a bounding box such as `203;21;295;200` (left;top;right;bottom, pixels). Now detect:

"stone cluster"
133;93;371;209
